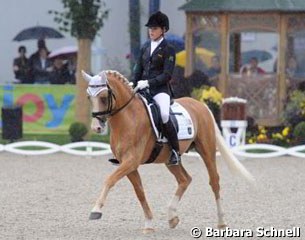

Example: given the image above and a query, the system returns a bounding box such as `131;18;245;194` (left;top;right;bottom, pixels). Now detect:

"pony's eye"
100;97;108;105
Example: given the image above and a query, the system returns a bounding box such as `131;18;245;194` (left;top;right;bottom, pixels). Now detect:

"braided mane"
104;70;133;93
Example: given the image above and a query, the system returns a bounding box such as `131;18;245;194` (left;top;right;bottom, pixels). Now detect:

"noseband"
90;83;135;124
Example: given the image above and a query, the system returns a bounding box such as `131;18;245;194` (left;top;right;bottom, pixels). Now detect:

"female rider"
132;11;180;166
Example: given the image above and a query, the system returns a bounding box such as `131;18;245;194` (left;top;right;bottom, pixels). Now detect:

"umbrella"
241;50;272;64
13;26;64;41
48;45;106;59
176;47;215;68
166;33;185;52
48;46;78;59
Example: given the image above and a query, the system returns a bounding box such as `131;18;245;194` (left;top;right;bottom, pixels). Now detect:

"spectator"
286;56;302;78
240;57;265;76
29;39;50;82
32;47;53;84
66;56;76;84
13;46;30;84
286;56;304;91
50;58;70;84
29;39;50;63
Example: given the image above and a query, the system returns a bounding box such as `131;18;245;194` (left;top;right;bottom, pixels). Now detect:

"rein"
91;84;136;122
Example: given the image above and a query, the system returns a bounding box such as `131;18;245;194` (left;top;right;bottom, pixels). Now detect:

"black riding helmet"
145;11;169;32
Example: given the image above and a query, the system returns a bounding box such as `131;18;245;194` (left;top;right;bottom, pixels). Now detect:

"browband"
89;84;107;88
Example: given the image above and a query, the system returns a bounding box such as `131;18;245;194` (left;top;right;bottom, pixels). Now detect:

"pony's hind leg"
194;139;227;228
127;170;154;234
166;163;192;229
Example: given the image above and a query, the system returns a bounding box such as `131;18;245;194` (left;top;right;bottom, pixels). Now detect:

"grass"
0;133;110;145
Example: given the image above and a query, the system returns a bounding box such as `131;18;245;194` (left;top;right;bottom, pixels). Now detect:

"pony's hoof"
89;212;102;220
143;228;155;234
169;216;180;229
218;223;227;229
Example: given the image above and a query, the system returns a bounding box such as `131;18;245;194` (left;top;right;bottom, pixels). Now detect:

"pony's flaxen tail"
215;126;255;184
206;107;255;184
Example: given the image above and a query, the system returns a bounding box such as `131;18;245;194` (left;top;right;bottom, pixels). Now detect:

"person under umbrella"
32;47;53;84
13;46;30;84
28;39;51;83
50;57;70;85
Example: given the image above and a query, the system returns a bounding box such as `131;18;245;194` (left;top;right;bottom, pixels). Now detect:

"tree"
128;0;141;70
128;0;159;71
149;0;160;15
49;0;109;125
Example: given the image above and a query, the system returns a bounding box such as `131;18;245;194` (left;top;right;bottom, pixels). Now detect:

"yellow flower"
272;133;283;140
258;126;267;134
200;90;210;101
200;87;222;106
282;127;289;137
257;134;267;141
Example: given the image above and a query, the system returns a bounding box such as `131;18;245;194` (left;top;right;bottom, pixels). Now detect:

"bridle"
89;83;136;125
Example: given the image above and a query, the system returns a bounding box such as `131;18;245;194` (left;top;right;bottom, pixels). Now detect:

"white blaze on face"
91;118;103;133
82;70;109;133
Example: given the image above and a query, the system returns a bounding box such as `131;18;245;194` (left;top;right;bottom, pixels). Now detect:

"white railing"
231;144;305;159
0;141;305;159
0;141;112;156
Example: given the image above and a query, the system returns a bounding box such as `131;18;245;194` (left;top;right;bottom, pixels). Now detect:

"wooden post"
219;14;228;96
76;38;91;126
278;14;287;124
185;13;193;77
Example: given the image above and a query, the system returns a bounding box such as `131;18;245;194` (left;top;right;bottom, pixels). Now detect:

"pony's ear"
81;70;92;82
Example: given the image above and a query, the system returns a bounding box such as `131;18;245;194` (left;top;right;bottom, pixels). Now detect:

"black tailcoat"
132;39;176;96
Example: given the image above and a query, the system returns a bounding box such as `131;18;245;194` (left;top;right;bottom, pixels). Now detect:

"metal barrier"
0;141;304;159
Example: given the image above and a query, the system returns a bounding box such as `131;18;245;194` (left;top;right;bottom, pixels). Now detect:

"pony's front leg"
127;170;154;234
89;161;136;220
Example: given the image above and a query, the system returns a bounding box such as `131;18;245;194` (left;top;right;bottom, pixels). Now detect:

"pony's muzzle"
91;118;105;133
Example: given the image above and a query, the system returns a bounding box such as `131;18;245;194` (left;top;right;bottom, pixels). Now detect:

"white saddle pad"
140;96;195;142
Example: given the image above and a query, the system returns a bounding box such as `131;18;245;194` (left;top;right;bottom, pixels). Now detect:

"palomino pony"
82;70;254;233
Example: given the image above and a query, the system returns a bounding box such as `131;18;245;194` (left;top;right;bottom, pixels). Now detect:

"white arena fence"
0;141;305;159
0;141;112;156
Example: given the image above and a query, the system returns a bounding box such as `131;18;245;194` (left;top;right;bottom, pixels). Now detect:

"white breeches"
153;93;170;123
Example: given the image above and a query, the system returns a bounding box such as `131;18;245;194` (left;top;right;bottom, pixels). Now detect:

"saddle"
139;90;177;138
138;89;194;142
108;90;194;166
138;90;194;164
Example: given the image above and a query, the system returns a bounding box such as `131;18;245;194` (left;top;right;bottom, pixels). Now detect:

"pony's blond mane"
104;70;133;93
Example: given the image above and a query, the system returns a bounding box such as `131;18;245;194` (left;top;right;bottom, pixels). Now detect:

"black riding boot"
163;120;181;166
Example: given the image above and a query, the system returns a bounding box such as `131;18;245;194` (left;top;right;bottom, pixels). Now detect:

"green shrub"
68;122;88;142
293;121;305;145
283;90;305;127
